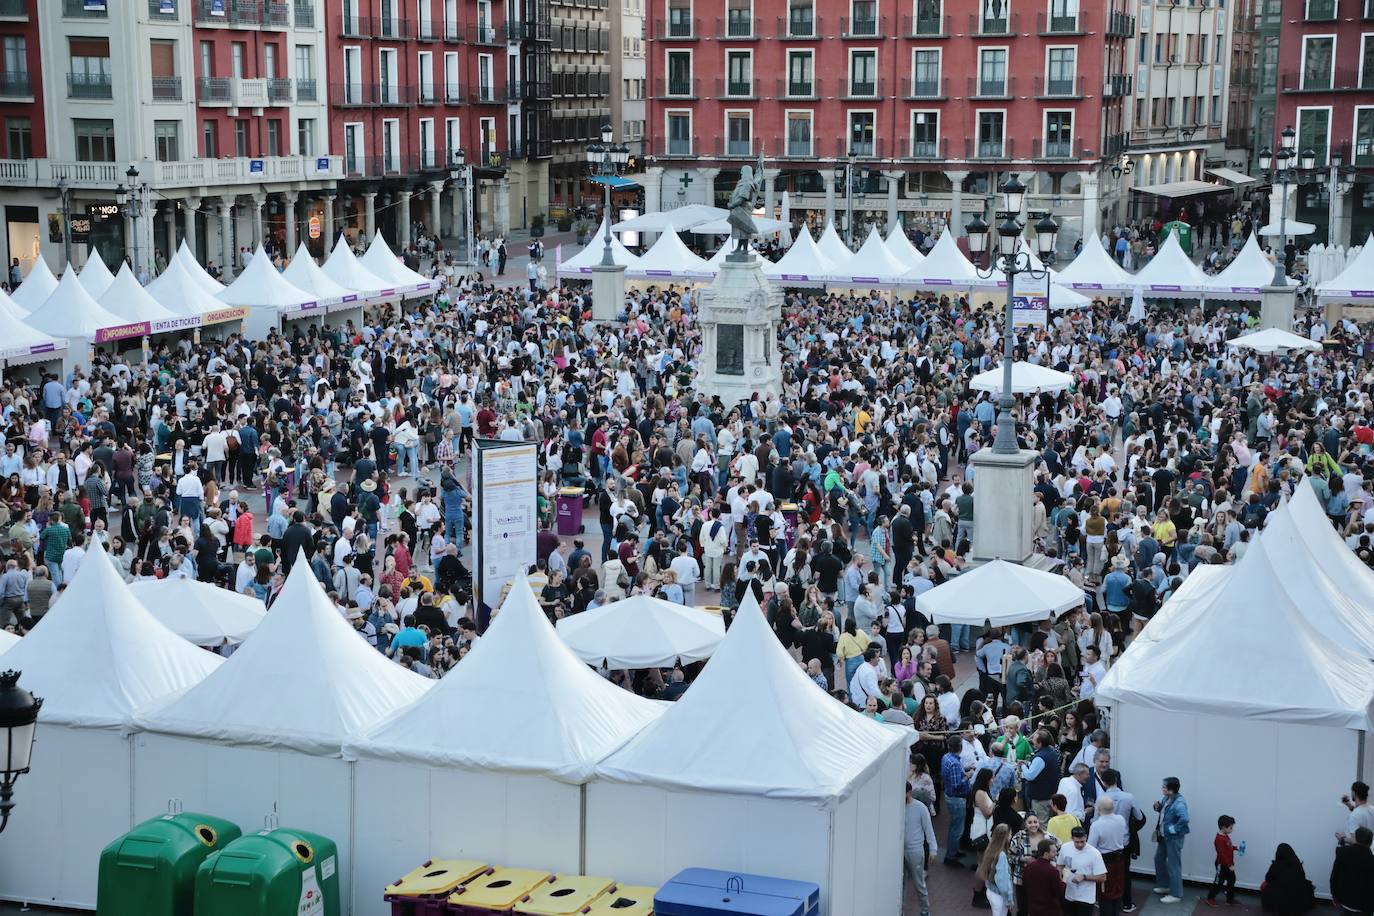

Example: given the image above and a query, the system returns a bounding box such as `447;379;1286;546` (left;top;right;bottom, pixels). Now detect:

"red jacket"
233;511;254;547
1214;833;1235;867
1023;857;1066;916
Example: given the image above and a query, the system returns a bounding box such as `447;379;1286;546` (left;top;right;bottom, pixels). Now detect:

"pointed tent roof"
145;257;231;317
135;560;432;754
348;579;662;781
128;578;268;647
0;541;221;728
282;243;356;304
884;220;927;267
1281;479;1374;616
815;222;854;267
627;228;713;279
76;249;116;298
763;227;834;284
216;246;318;309
1054;232;1135;292
25;267;126;340
968;362;1075;396
1049;283;1091;310
1096;535;1374;730
557;217;641;274
1130;231;1209;292
555;594;725;669
829;227;911;285
1316;232;1374;301
907;227;981;287
0;628;16;654
100;263;179;324
321;235;391;298
360;233;432;292
915;557;1083;624
1226;327;1321;354
0;290;61;360
1205;234;1297;296
594;589;907;801
9;257;58;313
173;241;225;296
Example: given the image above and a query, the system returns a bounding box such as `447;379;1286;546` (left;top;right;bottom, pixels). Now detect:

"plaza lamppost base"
969;445;1039;567
590;262;626;323
1258;284;1297;332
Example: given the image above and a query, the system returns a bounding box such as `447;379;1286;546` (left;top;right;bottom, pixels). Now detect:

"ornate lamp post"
0;670;42;835
585;123;630;267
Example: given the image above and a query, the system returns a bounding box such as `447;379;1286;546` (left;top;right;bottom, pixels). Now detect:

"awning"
1207;167;1257;184
1131;180;1232;198
588;174;641;190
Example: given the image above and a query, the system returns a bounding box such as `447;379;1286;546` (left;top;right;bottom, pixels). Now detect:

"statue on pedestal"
726;154;765;254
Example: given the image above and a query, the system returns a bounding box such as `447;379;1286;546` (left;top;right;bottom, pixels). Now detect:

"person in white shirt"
960;731;990;772
1087;796;1128;855
1079;645;1107;699
1056;764;1091;820
1056;827;1107;908
62;540;86;584
849;647;882;707
176;466;206;529
668;543;701;607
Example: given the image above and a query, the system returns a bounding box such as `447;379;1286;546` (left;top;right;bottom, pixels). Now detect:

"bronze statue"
726;154;765;253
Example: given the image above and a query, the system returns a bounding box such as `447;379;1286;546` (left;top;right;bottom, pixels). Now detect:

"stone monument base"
1259;284;1296;332
591;262;626;322
694;252;783;405
969;448;1039;566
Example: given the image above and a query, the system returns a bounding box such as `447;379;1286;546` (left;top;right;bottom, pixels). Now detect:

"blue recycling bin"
654;868;820;916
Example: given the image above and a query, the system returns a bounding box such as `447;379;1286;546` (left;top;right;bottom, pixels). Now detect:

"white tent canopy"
763;227;834;285
1048;233;1135;293
10;256;58;313
815;221;855;267
1226;327;1321;354
76;249;116;298
0;628;16;653
360;233;432;293
691;216;788;236
1129;231;1209;293
829;228;911;286
135;560;432;754
0;299;63;361
321;235;391;298
906;227;982;288
100;263;179;324
283;243;357;305
1205;234;1297;297
217;245;318;309
915;558;1084;625
1049;283;1091;310
1259;220;1316;237
25;266;125;341
884;219;927;268
611;204;727;233
127;578;268;647
173;241;226;295
1276;480;1374;618
558;217;641;275
969;361;1075;395
348;579;662;779
555;594;725;669
1128;287;1147;321
145;256;232;317
627;227;713;279
1316;232;1374;302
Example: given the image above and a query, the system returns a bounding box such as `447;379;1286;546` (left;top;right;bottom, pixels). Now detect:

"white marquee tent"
321;235;391;300
173;241;226;295
627;228;713;280
969;362;1075;395
1284;479;1374;610
691;216;789;236
915;558;1084;626
9;256;57;313
75;249;116;298
1129;232;1209;294
100;263;180;326
217;245;319;336
0;628;16;653
1204;234;1297;298
1226;327;1322;354
558;217;641;276
884;220;927;269
346;580;663;914
0;299;63;366
0;543;221;909
815;222;854;268
283;243;358;309
905;227;984;289
145;256;233;318
763;227;834;286
360;233;433;295
25;268;125;374
1049;283;1092;310
611;204;727;233
1053;233;1135;293
1097;530;1374;897
1315;232;1374;304
555;594;725;668
127;578;268;647
829;228;911;286
708;241;762;270
587;591;910;916
132;561;432;915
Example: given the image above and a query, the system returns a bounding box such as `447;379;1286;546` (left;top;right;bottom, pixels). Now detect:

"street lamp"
56;179;72;267
0;670;42;835
586;123;630;267
965;173;1057;455
116;165;148;278
834;152;858;247
449;149;474;267
1109;155;1134;180
1257;124;1321;285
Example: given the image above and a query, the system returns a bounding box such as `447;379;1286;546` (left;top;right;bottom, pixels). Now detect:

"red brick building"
641;0;1135;252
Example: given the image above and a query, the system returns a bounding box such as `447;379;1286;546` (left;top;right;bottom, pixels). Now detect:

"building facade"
610;0;646;155
641;0;1136;254
1267;0;1374;245
549;0;612;208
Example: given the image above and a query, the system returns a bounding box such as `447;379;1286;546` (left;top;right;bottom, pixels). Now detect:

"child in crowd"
1205;814;1239;906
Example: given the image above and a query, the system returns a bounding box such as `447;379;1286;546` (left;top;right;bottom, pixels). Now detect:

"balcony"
63;0;106;16
293;1;314;27
417;17;439;39
0;0;27;17
1281;68;1373;92
198;76;230;103
968;75;1015;99
473;83;502;103
655;14;699;38
655;77;698;98
903;13;947;36
266;78;293;103
468;23;500;44
67;71;113;99
148;0;178;20
524;80;550;99
417;84;437;104
1106;10;1135;36
0;70;32;98
841;77;883;99
0;155;344;191
231;77;268;107
296;78;317;101
1036;75;1083;98
151;75;183;101
825;136;888;158
716;15;759;38
969;11;1017;35
502;81;522;101
194;0;287;26
904;137;947;159
1033;137;1079;159
968;137;1015;159
372;16;412;39
443;18;462;40
717;138;755;158
778;76;822;99
902;76;947;99
775;13;820;37
840;15;883;37
339;12;371;36
718;77;756;98
1304;0;1336;20
1104;73;1132;97
1037;12;1082;34
344;156;406;178
330;82;417;106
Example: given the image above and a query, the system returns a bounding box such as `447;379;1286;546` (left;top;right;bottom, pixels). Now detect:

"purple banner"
342;294;358;303
925;278;954;286
1150;284;1182;292
95;321;152;343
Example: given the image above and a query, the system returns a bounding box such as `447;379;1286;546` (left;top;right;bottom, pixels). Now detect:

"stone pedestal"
970;448;1038;566
1259;283;1296;331
591;262;626;322
1326;300;1345;327
694;252;783;405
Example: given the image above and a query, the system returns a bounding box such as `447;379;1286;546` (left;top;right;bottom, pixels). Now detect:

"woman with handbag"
977;824;1016;916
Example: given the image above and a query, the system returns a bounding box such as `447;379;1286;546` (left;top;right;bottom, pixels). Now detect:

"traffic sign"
308;216;322;239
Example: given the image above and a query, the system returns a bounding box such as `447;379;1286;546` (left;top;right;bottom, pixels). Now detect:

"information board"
1012;293;1049;329
472;439;537;623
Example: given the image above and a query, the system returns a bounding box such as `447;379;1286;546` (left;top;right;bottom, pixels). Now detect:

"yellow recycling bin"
384;859;489;916
515;874;616;915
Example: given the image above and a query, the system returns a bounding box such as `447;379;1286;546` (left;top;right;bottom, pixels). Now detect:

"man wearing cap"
1056;826;1107;916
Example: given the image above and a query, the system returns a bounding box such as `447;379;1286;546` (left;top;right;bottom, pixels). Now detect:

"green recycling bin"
96;812;242;916
194;828;340;916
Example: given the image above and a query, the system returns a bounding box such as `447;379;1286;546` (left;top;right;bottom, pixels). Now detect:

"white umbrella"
1227;328;1322;354
1258;221;1316;237
915;559;1085;626
1128;287;1147;322
969;361;1074;395
128;578;268;647
690;216;789;236
556;595;725;669
780;191;793;247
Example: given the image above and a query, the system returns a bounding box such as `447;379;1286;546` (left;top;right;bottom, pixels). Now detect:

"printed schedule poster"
473;440;538;613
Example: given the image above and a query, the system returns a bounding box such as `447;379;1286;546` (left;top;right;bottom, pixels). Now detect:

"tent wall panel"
427;769;582;875
352;761;433;916
1113;704;1357;897
0;726;133;909
873;746;908;916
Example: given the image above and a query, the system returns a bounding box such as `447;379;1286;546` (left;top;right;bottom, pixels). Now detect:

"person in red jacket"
1023;837;1067;916
232;502;254;561
1205;814;1238;906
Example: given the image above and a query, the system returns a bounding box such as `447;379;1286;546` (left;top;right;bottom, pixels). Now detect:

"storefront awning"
1207;168;1258;184
1131;180;1232;198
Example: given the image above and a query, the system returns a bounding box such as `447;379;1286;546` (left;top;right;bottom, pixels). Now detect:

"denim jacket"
1158;794;1190;837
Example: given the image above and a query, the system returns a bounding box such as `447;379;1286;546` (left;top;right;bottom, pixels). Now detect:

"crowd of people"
2;219;1374;913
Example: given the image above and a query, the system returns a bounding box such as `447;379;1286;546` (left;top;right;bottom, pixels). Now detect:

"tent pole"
579;783;587;874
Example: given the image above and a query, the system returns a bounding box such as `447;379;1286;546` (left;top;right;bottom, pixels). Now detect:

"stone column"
122;210;135;268
398;191;412;247
184;196;200;259
428;182;444;237
1080;171;1100;253
251;193;267;249
323;194;336;246
695;167;719;206
883;170;903;232
217;198;235;279
946;170;969;239
363;192;377;239
821;171;836;226
763;168;781;217
493;178;511;235
451;183;463;247
283;190;299;253
643;166;665;214
163;206;177;261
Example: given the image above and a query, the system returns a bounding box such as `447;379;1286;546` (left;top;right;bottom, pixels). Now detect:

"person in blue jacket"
1152;776;1190;903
